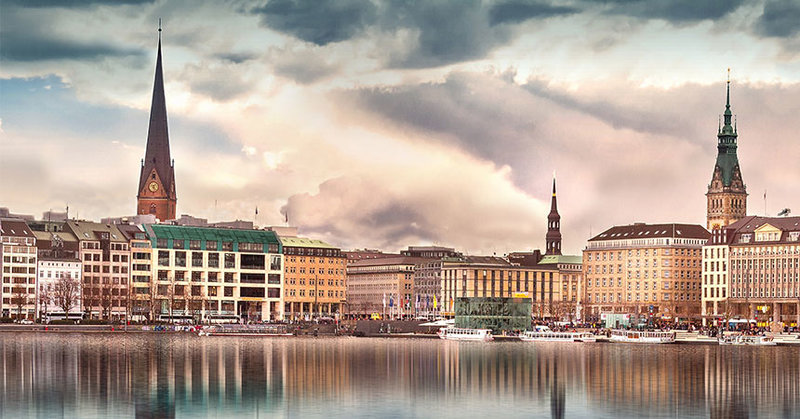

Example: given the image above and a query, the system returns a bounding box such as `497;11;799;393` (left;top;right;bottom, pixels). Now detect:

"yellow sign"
513;292;531;298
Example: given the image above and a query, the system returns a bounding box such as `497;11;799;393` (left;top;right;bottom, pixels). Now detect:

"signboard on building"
454;297;531;332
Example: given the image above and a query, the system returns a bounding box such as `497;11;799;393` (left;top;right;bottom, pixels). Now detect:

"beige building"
280;236;346;319
347;256;425;317
701;228;732;324
144;224;285;322
437;255;581;320
722;216;800;326
0;218;38;319
583;223;710;321
118;224;154;321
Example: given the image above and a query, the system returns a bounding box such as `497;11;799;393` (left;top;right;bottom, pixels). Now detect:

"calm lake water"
0;333;798;418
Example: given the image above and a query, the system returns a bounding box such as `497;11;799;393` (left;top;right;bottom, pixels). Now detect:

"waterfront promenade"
2;324;798;346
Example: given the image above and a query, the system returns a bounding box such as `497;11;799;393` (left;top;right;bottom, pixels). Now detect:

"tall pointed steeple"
137;21;177;221
546;175;562;255
706;69;746;230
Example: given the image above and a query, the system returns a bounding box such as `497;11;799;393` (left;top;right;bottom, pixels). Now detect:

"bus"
157;314;195;324
44;312;84;324
206;314;241;324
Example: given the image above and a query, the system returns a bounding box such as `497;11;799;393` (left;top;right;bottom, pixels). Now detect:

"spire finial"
158;18;162;40
552;171;557;196
726;68;731;110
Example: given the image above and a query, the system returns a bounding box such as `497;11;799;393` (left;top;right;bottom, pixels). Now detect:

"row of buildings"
3;33;797;327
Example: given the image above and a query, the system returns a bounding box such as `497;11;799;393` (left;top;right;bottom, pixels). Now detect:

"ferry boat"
198;324;293;337
437;327;494;342
609;329;675;344
519;325;596;343
718;334;777;346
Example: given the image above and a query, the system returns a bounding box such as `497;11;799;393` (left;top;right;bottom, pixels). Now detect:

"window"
173;239;184;249
175;251;186;267
208;253;219;268
192;252;203;267
189;240;201;250
206;240;218;250
270;255;282;271
224;253;235;269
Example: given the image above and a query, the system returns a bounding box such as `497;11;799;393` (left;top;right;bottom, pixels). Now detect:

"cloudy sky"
1;0;799;255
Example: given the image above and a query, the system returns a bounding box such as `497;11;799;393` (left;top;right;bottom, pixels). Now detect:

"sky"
1;0;799;256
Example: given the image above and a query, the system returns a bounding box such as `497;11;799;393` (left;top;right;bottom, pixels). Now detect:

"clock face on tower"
148;181;159;192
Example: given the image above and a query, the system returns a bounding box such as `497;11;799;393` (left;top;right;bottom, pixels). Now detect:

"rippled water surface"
1;333;798;418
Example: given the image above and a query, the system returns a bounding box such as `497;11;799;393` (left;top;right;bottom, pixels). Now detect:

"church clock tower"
137;24;176;221
706;71;746;230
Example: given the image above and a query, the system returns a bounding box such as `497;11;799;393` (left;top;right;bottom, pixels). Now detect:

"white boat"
718;334;777;346
609;329;675;344
519;325;596;343
198;324;293;337
437;327;493;342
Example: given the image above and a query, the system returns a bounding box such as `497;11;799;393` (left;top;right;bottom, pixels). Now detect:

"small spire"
158;18;162;40
552;171;557;196
726;68;731;110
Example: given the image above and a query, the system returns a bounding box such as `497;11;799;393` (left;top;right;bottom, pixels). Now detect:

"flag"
389;295;394;308
433;296;437;310
383;293;386;309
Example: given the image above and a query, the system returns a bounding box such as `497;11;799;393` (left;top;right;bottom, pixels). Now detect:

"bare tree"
98;279;114;321
38;285;51;322
187;285;206;324
11;285;29;320
54;275;80;316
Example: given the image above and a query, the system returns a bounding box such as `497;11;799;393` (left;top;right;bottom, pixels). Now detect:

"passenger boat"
437;327;493;342
609;329;675;344
519;325;596;343
718;334;777;346
198;324;293;337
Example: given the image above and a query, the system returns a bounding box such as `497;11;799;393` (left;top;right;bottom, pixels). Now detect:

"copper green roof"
715;77;740;187
279;236;337;249
537;255;582;265
147;224;280;252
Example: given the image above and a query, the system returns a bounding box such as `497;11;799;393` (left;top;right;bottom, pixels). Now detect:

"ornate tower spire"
545;174;562;255
137;21;177;221
706;69;746;230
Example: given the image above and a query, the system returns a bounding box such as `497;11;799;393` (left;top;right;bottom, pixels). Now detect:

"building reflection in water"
1;334;798;418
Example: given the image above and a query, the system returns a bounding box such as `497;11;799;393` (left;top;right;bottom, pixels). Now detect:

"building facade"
701;228;732;324
137;30;177;221
721;216;800;326
706;75;747;230
144;224;284;322
118;224;154;321
280;236;346;319
65;221;130;320
347;256;424;317
33;230;82;320
583;223;710;320
0;219;38;319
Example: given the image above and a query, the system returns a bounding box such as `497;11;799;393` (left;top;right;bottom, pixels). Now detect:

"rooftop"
589;223;710;242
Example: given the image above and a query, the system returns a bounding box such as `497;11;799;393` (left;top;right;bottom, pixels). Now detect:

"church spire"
137;21;177;221
545;174;562;255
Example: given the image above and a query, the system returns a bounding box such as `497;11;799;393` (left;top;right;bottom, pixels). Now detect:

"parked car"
15;319;34;325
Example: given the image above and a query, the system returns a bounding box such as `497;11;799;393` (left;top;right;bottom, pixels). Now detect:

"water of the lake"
0;333;798;418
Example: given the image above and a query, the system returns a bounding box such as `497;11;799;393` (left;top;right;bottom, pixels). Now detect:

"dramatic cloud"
588;0;747;22
755;0;800;38
251;0;378;46
2;0;799;255
489;1;579;25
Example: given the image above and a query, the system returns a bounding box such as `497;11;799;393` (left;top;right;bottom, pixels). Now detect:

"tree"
38;285;51;321
54;275;80;316
98;279;114;321
11;285;29;320
187;285;206;324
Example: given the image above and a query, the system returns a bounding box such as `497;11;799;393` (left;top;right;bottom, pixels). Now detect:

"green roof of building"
279;236;337;249
148;224;279;245
537;255;582;265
